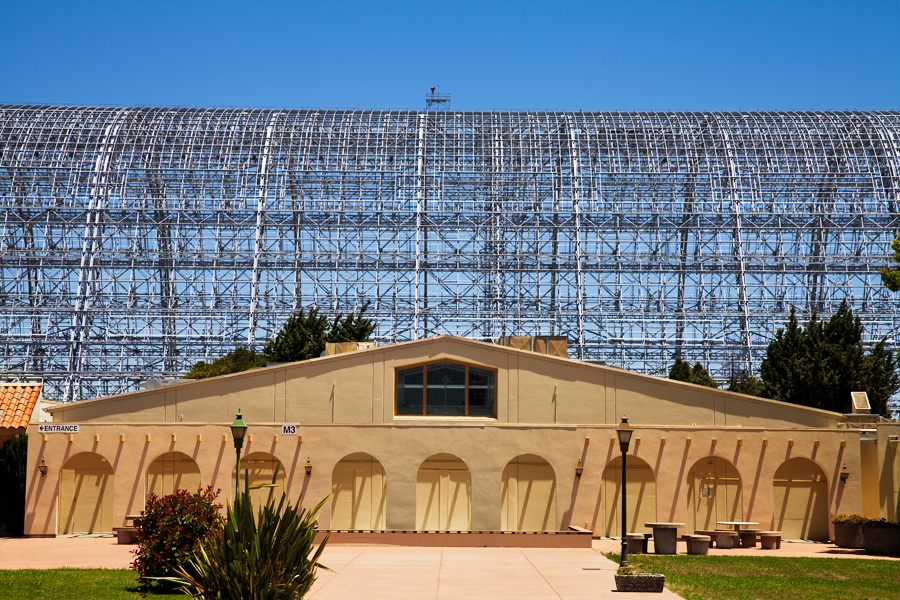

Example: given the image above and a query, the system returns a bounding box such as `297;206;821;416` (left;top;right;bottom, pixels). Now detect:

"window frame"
395;359;498;418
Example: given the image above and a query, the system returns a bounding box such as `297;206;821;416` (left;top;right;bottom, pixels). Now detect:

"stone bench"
112;526;138;545
738;529;761;548
757;531;782;549
685;534;711;555
625;533;648;554
695;530;739;549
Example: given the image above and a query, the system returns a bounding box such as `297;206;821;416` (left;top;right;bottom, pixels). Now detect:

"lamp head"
616;417;633;449
305;458;312;476
575;459;584;478
840;463;850;483
38;457;48;477
231;410;248;448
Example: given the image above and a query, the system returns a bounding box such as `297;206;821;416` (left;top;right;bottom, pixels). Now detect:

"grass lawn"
605;553;900;600
0;569;184;599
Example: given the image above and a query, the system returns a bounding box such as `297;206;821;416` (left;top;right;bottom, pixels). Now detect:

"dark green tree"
878;231;900;292
184;347;267;380
0;434;27;536
760;300;898;416
184;304;375;379
727;369;765;397
263;303;375;363
668;358;719;388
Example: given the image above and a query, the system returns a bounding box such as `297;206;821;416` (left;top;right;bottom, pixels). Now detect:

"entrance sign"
39;424;80;433
281;425;298;435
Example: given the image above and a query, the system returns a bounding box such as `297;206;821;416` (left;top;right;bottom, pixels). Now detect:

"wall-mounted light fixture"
840;464;850;483
38;457;48;477
305;458;312;476
575;459;584;478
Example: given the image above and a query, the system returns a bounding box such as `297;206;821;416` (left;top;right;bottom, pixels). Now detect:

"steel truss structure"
2;106;900;404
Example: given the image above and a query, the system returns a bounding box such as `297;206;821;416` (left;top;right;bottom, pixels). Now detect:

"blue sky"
1;0;898;111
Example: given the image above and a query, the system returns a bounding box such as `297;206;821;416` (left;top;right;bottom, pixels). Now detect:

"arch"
501;454;557;531
331;453;386;530
773;457;829;541
58;452;114;534
686;456;743;532
232;452;286;511
601;455;656;537
416;453;471;531
147;451;201;500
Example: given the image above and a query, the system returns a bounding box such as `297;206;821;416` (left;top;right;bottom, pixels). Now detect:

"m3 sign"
281;425;298;435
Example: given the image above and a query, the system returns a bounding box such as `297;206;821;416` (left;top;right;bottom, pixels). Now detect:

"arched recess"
416;453;471;531
501;455;557;531
601;455;656;537
147;452;201;500
331;453;386;530
232;452;286;511
59;452;114;534
687;456;743;532
773;457;829;541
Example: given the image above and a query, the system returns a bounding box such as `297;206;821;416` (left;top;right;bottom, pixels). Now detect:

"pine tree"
879;231;900;291
183;304;375;379
727;369;765;397
760;300;898;416
668;358;718;388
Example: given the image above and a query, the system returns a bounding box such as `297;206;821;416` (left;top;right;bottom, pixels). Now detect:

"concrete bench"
686;535;711;555
695;530;739;549
758;531;782;549
739;529;761;548
625;533;647;554
112;526;138;545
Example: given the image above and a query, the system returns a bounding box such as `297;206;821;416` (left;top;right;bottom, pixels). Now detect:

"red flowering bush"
832;514;868;525
131;486;224;580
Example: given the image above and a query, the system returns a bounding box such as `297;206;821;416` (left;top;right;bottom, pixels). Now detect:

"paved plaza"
1;536;897;599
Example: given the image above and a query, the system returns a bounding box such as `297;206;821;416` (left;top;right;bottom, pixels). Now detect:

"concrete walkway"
2;536;898;599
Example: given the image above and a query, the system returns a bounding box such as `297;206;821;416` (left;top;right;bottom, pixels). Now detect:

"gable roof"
0;383;42;429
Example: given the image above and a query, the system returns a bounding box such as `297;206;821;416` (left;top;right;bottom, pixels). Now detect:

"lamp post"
230;410;248;497
616;417;634;568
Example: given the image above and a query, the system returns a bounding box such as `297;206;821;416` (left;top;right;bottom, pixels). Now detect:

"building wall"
48;337;840;430
25;421;861;538
28;337;869;539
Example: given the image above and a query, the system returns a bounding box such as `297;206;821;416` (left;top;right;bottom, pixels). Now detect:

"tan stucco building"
24;336;900;540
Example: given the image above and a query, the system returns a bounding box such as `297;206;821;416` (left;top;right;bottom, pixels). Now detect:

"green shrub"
131;486;224;580
832;513;867;525
0;434;27;536
169;469;330;600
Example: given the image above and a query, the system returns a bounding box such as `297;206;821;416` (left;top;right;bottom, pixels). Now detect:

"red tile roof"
0;383;42;429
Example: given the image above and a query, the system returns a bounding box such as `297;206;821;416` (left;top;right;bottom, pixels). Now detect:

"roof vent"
851;391;871;414
497;336;567;358
325;341;378;356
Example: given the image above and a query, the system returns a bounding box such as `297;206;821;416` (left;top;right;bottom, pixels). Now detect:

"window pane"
397;366;424;415
467;366;495;416
426;362;466;416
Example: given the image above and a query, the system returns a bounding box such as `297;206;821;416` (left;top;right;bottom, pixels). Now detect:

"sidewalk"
0;535;683;599
2;536;897;599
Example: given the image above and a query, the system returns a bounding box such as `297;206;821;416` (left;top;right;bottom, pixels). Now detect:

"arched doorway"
773;457;829;540
416;453;471;531
147;452;201;500
687;456;742;532
59;452;114;534
232;452;285;511
501;455;557;531
601;455;656;537
331;453;386;530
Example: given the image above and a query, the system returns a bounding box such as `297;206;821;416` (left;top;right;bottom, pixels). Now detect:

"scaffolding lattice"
1;106;900;406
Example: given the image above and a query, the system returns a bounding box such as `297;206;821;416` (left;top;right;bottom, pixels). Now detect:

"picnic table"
644;522;685;555
717;521;760;547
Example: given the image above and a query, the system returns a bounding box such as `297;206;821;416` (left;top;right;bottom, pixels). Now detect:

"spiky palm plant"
166;468;330;599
